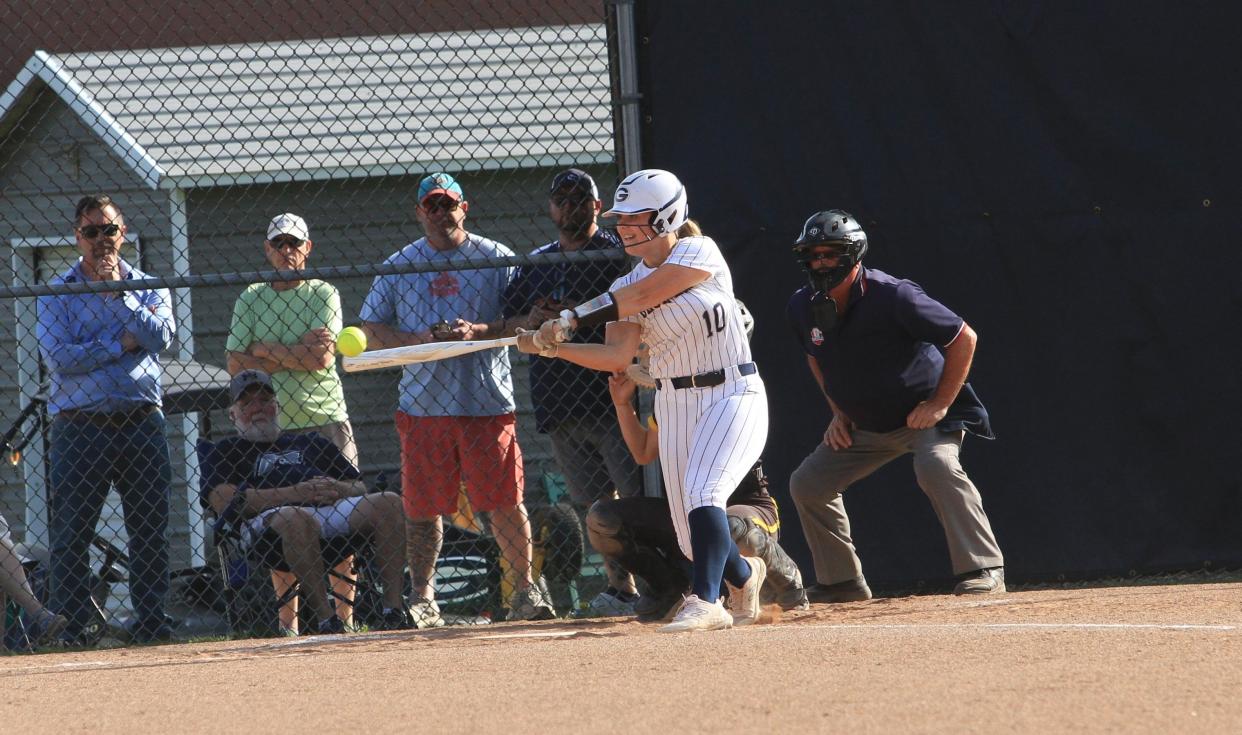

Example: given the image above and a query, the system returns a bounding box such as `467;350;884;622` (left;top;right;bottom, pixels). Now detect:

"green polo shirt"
226;280;348;429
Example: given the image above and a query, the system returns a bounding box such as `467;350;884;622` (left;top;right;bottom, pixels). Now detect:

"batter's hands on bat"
537;315;572;346
824;413;854;450
608;371;637;405
515;329;541;355
516;328;559;357
906;400;949;430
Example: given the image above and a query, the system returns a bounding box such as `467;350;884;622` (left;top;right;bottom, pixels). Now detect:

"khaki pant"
789;427;1003;585
289;419;359;469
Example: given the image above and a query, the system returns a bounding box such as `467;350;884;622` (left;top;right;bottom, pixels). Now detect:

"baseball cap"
549;168;599;200
267;213;309;241
418;172;464;205
229;369;275;405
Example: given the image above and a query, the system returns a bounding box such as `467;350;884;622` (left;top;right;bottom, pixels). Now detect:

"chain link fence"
0;1;648;648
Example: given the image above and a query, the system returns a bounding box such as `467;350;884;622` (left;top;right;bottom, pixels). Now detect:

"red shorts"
396;412;524;518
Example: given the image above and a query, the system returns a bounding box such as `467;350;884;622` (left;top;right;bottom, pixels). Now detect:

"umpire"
785;210;1004;602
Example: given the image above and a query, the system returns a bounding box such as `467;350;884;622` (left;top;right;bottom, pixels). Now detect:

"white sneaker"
727;556;767;626
659;595;733;633
408;597;445;629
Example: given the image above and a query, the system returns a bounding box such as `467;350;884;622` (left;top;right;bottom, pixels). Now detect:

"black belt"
657;362;757;390
57;404;158;429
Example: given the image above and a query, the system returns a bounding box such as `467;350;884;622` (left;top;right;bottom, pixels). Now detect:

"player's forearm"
611;264;707;317
930;324;976;407
555;342;634;373
613;403;658;464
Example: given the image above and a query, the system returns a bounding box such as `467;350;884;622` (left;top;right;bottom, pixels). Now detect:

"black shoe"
312;616;346;635
127;617;175;644
775;586;811;611
379;608;412;631
954;567;1005;595
634;590;683;623
806;576;872;604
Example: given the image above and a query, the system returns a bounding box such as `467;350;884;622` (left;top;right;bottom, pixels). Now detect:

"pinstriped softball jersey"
612;235;769;558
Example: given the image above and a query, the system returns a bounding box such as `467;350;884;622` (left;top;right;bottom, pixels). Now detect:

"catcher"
587;304;810;620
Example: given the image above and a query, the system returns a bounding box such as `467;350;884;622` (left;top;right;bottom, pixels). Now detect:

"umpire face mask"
801;246;855;293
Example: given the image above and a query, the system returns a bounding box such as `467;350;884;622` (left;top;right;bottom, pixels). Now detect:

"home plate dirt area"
4;579;1241;734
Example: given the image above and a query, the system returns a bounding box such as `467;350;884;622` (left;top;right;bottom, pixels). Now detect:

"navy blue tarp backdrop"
630;1;1241;587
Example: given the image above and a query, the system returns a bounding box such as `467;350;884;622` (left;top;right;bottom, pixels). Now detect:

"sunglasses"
78;224;121;239
268;237;305;251
421;196;461;213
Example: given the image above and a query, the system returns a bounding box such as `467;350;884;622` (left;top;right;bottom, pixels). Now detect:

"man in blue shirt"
36;194;176;643
503;169;643;617
361;172;555;625
785;210;1004;602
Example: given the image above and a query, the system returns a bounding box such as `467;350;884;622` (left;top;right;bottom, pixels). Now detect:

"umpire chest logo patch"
811;327;824;345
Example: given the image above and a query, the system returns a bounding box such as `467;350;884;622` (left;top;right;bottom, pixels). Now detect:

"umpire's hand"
824;414;853;450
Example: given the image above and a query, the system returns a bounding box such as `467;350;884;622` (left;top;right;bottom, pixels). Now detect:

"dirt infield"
4;579;1240;734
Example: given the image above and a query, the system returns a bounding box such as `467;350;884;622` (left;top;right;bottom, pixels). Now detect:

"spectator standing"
361;172;555;625
503;169;643;617
226;213;360;629
37;194;175;644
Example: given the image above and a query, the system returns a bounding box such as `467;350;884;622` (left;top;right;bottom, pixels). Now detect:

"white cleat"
659;594;733;633
727;556;767;626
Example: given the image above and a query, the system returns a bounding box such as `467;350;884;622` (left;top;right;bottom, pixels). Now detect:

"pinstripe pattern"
612;236;749;379
615;235;770;560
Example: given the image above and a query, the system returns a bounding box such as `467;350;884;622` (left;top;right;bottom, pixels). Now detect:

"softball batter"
516;169;768;632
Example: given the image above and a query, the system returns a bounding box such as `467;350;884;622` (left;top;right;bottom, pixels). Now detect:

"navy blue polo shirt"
786;267;993;437
199;433;361;509
502;230;632;432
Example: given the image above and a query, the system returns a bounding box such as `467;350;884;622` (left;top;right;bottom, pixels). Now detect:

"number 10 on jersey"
702;303;727;337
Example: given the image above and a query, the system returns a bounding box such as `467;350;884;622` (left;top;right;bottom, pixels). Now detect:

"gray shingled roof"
0;24;613;190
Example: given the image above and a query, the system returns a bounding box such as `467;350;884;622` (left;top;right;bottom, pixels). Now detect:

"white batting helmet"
604;169;689;235
736;299;755;341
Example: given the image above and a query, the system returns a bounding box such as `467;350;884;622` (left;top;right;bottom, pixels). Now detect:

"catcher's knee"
586;500;626;557
727;515;767;557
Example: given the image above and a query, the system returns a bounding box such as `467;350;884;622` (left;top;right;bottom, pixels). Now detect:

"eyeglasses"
268;237;305;251
78;224;121;239
421;195;461;213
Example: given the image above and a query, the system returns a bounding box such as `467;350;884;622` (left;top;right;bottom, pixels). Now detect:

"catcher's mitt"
624;362;657;389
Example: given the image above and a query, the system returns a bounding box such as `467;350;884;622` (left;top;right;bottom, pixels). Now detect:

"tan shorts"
288;419;359;469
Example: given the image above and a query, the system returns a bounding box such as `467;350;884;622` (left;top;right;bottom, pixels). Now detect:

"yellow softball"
337;326;367;357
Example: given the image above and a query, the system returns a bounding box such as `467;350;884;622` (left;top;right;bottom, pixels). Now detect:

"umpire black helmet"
792;209;868;292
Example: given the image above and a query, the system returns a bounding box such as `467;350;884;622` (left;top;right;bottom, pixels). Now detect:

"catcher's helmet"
604;169;688;235
792;209;868;292
735;299;755;341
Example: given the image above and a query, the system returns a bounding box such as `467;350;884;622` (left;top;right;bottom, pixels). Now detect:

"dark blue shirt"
502;230;632;432
786;267;993;437
199;433;361;509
